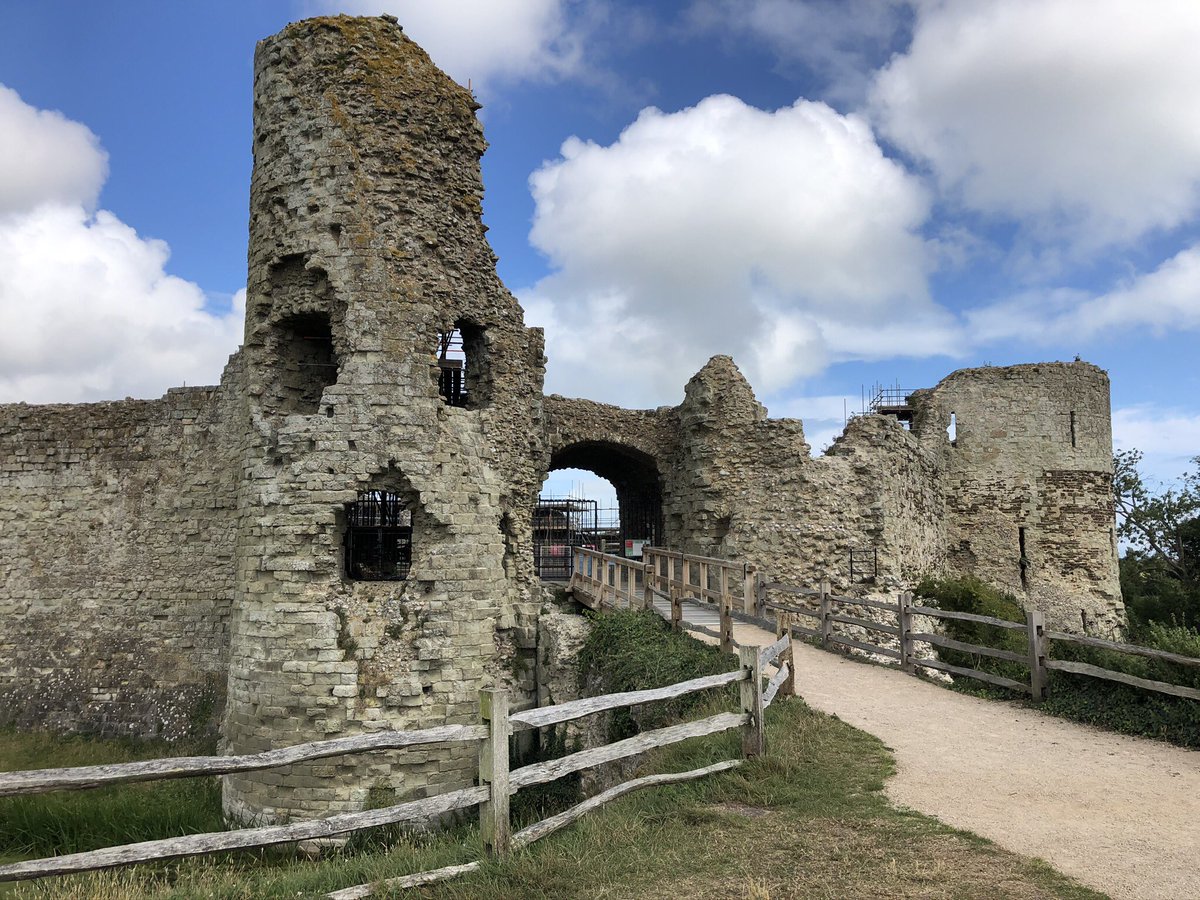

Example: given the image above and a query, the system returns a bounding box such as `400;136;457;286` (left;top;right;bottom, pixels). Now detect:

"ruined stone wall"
0;380;242;740
544;357;1118;630
222;16;547;821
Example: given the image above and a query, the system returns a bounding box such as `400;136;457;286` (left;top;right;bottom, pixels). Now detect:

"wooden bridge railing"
0;633;793;897
570;546;756;653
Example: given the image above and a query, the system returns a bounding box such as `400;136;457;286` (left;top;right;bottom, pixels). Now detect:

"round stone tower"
222;16;547;822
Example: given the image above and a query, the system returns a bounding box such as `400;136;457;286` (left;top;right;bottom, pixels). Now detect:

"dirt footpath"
731;624;1200;900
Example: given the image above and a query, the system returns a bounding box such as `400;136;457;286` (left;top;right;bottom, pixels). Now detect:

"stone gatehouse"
0;16;1122;822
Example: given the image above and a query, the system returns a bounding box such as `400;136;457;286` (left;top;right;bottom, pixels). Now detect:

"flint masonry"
0;16;1123;821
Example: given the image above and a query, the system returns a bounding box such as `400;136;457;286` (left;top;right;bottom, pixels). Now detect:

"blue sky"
1;0;1198;506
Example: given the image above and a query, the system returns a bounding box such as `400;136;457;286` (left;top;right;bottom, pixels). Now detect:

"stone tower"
909;363;1123;630
222;16;547;821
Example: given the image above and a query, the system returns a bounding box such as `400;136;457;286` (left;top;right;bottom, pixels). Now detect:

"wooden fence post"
1027;609;1048;701
897;591;914;674
756;572;767;617
739;645;765;758
720;587;733;654
775;610;795;698
670;583;682;632
742;565;754;614
819;577;832;649
479;690;510;856
642;559;653;611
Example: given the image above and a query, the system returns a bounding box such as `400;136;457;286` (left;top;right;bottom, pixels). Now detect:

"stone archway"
548;439;664;550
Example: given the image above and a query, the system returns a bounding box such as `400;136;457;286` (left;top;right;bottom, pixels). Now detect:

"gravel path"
728;624;1200;900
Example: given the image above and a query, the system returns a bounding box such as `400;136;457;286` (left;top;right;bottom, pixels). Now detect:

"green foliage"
1114;450;1200;626
913;574;1200;746
577;609;738;740
912;575;1029;689
1042;622;1200;747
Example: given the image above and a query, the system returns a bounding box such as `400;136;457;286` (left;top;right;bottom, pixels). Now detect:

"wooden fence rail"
570;544;1200;706
0;630;792;896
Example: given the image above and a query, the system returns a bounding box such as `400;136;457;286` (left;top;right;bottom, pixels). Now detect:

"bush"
913;574;1200;747
1043;621;1200;747
912;575;1029;689
577;609;737;740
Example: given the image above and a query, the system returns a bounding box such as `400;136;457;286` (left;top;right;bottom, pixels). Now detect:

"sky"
1;0;1198;507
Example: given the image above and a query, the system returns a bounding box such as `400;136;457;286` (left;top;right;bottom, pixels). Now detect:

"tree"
1113;450;1200;626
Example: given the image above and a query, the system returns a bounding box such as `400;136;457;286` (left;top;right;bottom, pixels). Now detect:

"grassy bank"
2;612;1104;899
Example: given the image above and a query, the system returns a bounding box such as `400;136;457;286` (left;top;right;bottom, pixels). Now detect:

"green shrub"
1043;621;1200;747
912;575;1028;689
577;609;737;740
912;574;1200;747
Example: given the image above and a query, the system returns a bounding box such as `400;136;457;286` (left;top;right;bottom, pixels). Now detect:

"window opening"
271;311;338;415
436;322;488;408
1070;410;1077;448
947;412;957;446
344;490;412;581
1018;526;1029;588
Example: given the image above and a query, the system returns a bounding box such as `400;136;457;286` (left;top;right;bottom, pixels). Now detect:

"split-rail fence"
0;632;794;898
571;546;1200;703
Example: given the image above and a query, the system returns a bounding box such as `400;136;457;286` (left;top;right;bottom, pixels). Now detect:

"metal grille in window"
345;491;412;580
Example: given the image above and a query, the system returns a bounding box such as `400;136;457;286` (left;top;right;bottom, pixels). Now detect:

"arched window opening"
344;490;412;581
436;321;488;408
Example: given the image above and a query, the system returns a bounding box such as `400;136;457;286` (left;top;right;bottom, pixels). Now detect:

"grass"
2;703;1105;899
0;613;1106;899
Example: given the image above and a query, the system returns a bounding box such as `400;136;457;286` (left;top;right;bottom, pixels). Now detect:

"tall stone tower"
222;16;547;821
910;363;1123;631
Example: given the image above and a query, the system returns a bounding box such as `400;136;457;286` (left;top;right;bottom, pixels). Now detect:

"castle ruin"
0;17;1123;822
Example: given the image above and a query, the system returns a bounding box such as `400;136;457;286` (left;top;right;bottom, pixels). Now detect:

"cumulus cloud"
869;0;1200;247
0;87;242;404
523;94;953;407
307;0;584;91
967;243;1200;344
0;85;108;215
686;0;912;103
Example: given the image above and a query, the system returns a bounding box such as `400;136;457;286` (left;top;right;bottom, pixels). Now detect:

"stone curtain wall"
222;17;547;822
545;357;1119;629
0;14;1124;824
0;383;241;740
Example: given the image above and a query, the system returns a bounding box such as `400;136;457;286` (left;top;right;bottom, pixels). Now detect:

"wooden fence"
758;575;1200;702
571;546;756;653
569;545;1200;703
0;635;793;898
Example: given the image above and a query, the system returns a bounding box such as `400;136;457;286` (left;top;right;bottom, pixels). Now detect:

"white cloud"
967;243;1200;344
0;87;242;405
686;0;912;103
0;85;108;215
869;0;1200;247
524;94;953;407
1113;406;1200;488
308;0;584;91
